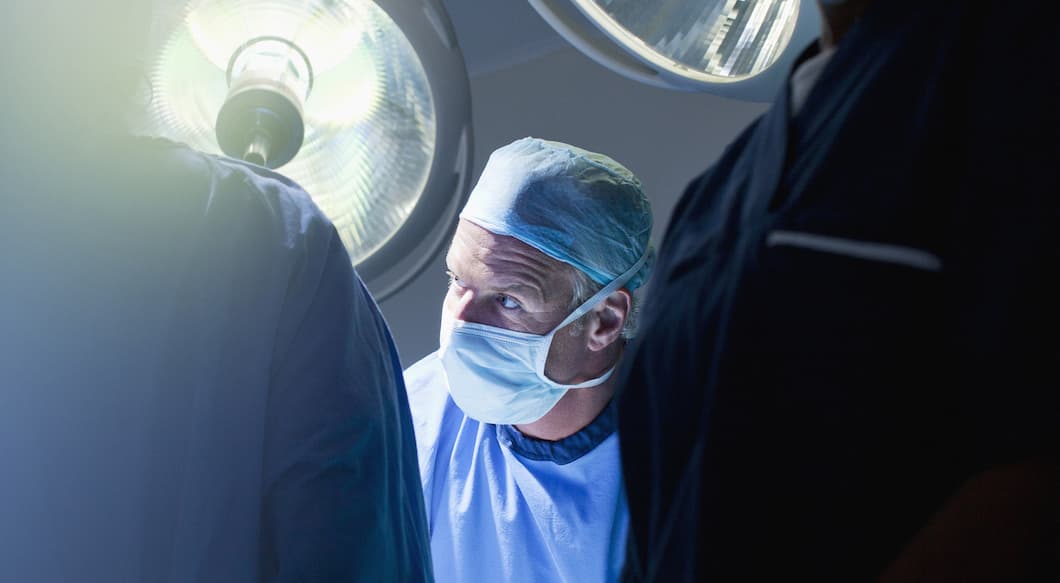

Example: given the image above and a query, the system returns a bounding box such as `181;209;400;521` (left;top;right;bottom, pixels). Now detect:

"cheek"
441;286;457;312
438;310;454;346
543;321;588;380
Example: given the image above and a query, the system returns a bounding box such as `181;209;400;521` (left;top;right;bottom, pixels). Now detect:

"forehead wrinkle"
476;248;551;304
453;222;569;306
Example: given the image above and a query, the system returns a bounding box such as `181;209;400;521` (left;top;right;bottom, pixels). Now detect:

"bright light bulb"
136;0;437;266
185;0;367;74
575;0;800;83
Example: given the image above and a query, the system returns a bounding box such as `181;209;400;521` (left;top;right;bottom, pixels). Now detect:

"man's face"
443;219;589;384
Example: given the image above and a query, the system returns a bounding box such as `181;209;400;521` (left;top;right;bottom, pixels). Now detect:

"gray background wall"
377;38;768;366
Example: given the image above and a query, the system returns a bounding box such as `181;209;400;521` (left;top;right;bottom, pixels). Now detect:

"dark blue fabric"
497;400;618;465
0;137;433;582
617;2;1060;581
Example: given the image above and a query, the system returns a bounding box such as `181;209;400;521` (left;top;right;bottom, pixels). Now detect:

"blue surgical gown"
405;353;628;583
0;137;432;582
617;1;1060;581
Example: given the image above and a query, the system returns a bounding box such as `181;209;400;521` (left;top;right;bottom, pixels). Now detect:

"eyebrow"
447;258;549;305
494;281;545;304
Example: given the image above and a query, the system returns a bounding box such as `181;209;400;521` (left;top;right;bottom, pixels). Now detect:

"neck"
817;0;875;49
514;376;616;441
515;342;621;441
517;339;623;443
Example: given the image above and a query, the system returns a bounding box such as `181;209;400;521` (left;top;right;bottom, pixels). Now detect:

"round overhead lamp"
528;0;821;101
132;0;473;300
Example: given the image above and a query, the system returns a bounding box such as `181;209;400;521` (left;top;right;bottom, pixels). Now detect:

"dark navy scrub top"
617;2;1060;581
0;137;432;582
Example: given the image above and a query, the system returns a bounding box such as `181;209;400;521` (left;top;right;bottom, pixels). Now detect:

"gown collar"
496;400;617;465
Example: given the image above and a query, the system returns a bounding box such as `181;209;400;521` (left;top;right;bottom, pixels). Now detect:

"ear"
586;289;631;352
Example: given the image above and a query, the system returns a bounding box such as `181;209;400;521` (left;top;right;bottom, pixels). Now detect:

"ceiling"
438;0;568;78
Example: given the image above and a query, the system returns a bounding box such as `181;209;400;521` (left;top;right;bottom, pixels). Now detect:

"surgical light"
529;0;822;101
132;0;473;299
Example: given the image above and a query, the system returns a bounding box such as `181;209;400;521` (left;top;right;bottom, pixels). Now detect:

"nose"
444;284;480;324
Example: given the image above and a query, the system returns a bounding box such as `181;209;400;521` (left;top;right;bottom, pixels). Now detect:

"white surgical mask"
438;251;649;425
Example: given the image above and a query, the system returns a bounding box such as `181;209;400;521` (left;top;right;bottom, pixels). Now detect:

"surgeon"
618;1;1060;582
404;137;654;583
0;2;431;581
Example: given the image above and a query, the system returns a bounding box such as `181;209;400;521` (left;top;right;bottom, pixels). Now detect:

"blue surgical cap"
460;137;654;290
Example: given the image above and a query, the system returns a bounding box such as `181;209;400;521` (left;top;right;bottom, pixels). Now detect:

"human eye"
497;294;522;310
446;269;464;288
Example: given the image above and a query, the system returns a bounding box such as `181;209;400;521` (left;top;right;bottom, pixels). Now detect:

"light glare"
134;0;437;266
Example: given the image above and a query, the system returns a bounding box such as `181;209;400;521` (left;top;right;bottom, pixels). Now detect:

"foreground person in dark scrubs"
617;1;1060;581
0;2;431;581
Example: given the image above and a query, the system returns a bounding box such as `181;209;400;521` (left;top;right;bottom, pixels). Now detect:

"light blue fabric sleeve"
404;352;628;583
403;352;458;532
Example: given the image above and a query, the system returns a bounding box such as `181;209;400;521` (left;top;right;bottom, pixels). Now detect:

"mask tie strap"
553;249;651;332
535;249;651;389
